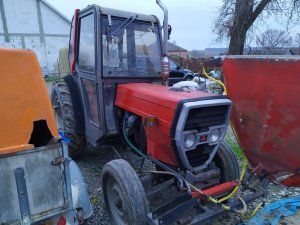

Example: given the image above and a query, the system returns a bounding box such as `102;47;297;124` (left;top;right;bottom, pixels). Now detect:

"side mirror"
177;65;181;70
168;25;172;40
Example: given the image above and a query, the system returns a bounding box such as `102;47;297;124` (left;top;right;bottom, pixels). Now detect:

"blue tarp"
246;196;300;225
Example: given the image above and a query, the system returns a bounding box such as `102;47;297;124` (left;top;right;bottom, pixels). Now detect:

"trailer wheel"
102;159;149;225
51;80;86;158
214;142;240;182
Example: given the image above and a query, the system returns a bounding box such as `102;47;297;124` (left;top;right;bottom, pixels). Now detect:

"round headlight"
209;129;221;143
184;133;196;149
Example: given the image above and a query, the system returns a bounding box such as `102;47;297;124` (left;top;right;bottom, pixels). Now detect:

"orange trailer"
0;49;91;225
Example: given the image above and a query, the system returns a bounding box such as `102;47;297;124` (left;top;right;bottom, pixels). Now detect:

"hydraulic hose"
202;67;227;94
202;67;263;219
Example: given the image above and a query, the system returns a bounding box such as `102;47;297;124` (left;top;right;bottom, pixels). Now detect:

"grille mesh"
186;145;214;167
184;105;228;131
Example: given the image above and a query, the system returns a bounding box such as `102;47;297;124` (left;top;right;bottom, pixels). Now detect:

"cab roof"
82;5;159;24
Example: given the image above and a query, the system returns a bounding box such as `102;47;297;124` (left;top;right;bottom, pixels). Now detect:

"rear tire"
102;159;149;225
51;80;86;158
214;142;240;182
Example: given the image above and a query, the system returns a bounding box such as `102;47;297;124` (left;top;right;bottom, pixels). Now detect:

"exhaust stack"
156;0;169;84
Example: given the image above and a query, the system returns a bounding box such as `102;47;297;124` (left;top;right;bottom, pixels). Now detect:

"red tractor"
51;1;265;224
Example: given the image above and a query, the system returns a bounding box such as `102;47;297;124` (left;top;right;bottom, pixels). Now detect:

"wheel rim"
106;177;130;225
53;94;64;131
185;76;193;81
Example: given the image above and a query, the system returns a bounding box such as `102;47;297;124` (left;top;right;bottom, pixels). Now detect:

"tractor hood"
115;83;214;135
223;56;300;187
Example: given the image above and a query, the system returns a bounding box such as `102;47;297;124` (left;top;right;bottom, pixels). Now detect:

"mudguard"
70;161;93;219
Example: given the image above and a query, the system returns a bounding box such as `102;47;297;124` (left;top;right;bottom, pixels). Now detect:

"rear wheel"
102;159;149;225
214;142;240;182
51;80;86;158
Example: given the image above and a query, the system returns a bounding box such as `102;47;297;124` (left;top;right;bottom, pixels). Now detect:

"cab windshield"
102;16;162;77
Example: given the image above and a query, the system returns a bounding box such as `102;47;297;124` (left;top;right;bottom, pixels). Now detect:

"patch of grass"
90;196;99;205
225;134;244;160
45;75;61;82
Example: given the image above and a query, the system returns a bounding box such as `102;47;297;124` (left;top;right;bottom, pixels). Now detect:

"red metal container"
223;56;300;187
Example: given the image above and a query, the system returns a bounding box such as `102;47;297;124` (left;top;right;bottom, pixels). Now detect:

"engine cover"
115;83;229;168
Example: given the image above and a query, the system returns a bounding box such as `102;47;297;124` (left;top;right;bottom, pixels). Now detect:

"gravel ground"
46;80;300;225
76;144;300;225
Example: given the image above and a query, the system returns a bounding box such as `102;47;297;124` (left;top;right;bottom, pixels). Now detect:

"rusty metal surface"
0;144;67;224
223;56;300;186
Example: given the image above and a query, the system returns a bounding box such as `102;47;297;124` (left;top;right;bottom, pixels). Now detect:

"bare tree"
294;33;300;48
291;33;300;54
256;29;292;50
214;0;300;55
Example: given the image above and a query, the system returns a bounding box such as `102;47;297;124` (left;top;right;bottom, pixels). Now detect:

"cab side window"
78;14;95;72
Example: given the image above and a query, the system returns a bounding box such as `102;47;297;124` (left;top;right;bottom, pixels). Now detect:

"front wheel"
102;159;149;225
214;142;240;182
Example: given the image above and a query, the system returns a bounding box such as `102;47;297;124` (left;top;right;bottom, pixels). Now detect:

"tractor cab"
65;5;165;147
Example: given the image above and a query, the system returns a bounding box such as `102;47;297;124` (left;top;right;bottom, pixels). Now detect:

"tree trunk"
227;0;271;55
227;0;253;55
228;27;247;55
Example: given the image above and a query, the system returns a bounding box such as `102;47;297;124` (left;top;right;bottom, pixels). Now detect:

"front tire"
102;159;149;225
214;142;240;182
51;80;86;158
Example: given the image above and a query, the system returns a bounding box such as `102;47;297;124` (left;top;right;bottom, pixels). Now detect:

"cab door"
76;8;104;145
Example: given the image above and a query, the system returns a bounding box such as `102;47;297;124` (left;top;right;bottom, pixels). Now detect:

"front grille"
184;105;228;131
186;145;214;167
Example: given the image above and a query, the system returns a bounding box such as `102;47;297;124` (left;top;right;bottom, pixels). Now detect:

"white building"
0;0;71;75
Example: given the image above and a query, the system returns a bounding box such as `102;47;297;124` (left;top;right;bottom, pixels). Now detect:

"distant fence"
169;56;223;74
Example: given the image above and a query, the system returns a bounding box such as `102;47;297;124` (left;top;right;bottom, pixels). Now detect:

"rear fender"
70;161;93;219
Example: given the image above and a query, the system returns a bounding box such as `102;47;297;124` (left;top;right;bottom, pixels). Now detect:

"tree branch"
247;0;272;29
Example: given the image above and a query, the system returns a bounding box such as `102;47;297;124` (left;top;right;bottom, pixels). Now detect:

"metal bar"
14;168;32;225
158;198;198;224
156;0;168;56
0;33;69;37
192;181;238;198
62;142;73;209
152;193;192;219
21;36;26;49
0;143;60;159
0;0;9;42
36;0;45;43
190;190;264;225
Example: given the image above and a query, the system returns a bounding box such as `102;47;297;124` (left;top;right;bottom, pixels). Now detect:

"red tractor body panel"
115;83;214;166
223;56;300;186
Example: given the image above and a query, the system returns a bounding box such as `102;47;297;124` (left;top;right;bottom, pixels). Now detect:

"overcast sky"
47;0;300;51
47;0;225;51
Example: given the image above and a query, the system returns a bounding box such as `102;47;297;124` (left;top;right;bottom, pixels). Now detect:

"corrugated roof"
39;0;71;23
